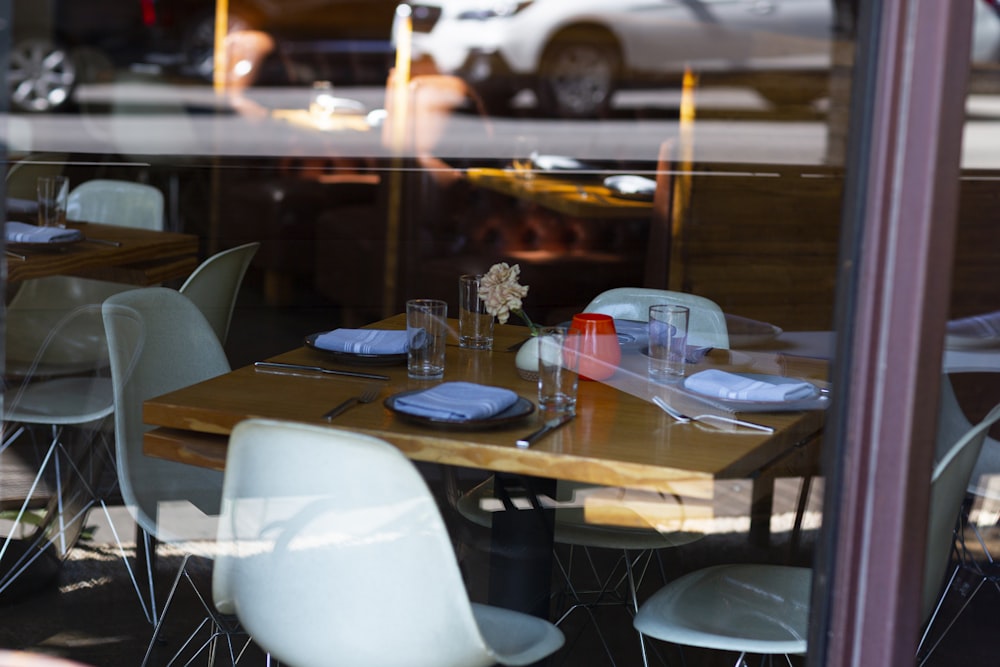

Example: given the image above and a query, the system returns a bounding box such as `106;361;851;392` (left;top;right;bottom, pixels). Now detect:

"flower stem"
515;309;539;335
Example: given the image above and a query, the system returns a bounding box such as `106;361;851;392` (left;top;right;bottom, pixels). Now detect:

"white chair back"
102;288;229;541
584;287;730;349
67;179;165;230
179;243;260;345
214;418;562;667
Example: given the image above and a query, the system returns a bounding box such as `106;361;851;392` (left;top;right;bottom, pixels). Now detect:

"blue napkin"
947;311;1000;338
684;369;817;402
5;221;82;244
393;382;520;421
314;328;409;355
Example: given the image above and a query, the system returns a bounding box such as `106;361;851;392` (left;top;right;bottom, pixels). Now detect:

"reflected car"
403;0;1000;118
7;0;161;113
6;0;401;113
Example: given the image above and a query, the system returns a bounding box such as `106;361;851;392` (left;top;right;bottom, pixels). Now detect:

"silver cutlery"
323;386;382;420
5;249;26;260
652;396;774;433
253;361;390;382
517;413;575;448
83;237;122;247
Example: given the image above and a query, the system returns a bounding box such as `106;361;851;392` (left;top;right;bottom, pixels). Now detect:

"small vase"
570;313;621;381
515;336;541;381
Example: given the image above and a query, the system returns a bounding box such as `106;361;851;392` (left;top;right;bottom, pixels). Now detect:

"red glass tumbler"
569;313;621;381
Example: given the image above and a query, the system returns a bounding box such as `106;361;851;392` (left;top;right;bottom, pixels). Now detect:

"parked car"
402;0;1000;118
7;0;162;112
6;0;400;113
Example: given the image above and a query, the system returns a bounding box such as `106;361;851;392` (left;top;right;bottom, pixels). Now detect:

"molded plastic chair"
7;179;166;377
178;242;260;345
632;376;1000;665
103;288;238;660
583;287;730;349
66;179;165;230
0;305;119;601
214;418;564;667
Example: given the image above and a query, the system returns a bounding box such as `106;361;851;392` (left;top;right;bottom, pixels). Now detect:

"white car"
402;0;1000;118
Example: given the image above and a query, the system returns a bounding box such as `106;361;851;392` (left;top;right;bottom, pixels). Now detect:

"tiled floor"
1;279;997;666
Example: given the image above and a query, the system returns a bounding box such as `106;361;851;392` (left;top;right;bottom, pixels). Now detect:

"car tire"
536;29;620;119
8;39;77;113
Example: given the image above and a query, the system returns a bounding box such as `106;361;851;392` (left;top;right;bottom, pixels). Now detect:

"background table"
6;221;198;285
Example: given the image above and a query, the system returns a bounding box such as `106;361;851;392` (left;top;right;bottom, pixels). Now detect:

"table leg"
488;474;556;619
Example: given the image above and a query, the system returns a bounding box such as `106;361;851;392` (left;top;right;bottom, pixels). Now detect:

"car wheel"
537;31;620;118
754;72;830;108
8;39;77;113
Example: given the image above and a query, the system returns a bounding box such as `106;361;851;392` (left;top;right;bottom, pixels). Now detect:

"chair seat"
5;377;114;426
470;602;567;666
633;563;811;655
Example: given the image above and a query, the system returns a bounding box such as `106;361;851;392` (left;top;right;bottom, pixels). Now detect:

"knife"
516;413;575;448
253;361;390;382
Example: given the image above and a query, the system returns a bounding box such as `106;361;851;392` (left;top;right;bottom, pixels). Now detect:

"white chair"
214;418;565;667
178;242;260;345
7;179;166;377
66;179;165;230
102;287;241;662
632;376;1000;666
0;305;118;600
583;287;730;349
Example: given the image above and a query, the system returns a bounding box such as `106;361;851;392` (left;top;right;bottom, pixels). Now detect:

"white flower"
478;262;530;326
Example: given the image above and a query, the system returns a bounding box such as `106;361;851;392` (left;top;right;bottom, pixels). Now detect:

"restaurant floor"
0;278;995;666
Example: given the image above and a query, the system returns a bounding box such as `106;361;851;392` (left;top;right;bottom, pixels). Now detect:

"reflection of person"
383;69;494;190
223;29;276;119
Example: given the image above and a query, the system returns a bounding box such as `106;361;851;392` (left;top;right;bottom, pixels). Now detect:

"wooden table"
6;221;199;285
465;168;655;219
143;315;827;615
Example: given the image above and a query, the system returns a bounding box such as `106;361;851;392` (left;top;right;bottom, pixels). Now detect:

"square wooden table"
142;314;827;616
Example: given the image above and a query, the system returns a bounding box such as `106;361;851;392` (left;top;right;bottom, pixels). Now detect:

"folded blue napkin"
5;221;82;244
947;311;1000;338
393;382;520;421
684;369;817;402
314;328;409;355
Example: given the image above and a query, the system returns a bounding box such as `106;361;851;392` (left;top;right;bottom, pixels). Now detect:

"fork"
651;396;774;433
323;386;381;420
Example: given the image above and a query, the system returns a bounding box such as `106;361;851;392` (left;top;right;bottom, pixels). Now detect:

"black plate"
7;238;83;252
384;390;535;430
304;332;407;366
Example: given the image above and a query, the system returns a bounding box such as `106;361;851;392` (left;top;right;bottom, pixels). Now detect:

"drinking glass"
406;299;448;379
648;304;690;381
569;312;621;381
37;175;69;228
537;326;579;414
458;273;493;349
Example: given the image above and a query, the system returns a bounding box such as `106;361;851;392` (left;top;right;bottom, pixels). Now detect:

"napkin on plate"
314;328;409;355
946;311;1000;339
393;382;520;421
684;369;817;402
5;221;82;244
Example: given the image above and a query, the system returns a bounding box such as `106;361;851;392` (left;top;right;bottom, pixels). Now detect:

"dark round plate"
7;238;83;252
384;390;535;430
304;332;407;366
